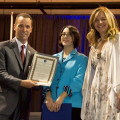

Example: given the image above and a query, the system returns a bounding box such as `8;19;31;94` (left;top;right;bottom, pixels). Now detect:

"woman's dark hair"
58;25;80;48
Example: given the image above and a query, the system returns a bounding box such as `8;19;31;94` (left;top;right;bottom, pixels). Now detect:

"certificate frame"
28;53;58;86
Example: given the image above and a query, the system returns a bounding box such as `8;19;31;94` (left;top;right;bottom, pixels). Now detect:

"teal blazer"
50;49;88;108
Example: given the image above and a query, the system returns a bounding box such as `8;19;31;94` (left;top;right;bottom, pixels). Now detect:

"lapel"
24;45;32;72
63;49;77;63
58;48;77;64
58;51;63;64
10;38;23;70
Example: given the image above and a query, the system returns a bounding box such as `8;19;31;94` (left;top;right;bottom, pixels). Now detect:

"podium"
42;103;72;120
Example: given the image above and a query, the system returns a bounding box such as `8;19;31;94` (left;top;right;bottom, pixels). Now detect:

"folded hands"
46;91;68;112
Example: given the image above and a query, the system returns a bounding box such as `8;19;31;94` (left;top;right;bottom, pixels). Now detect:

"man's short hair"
15;13;33;25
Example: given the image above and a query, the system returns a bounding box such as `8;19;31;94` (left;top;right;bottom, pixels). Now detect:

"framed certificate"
28;53;59;86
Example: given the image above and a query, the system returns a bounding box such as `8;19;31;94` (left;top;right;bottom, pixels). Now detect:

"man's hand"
20;80;39;88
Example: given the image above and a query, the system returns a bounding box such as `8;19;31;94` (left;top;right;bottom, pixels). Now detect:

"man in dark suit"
0;13;39;120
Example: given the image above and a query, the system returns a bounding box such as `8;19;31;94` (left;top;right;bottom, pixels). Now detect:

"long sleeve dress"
81;33;120;120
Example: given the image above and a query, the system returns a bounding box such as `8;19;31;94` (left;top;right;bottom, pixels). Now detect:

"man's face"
14;16;32;44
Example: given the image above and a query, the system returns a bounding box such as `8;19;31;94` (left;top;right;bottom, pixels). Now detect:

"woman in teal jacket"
44;25;88;120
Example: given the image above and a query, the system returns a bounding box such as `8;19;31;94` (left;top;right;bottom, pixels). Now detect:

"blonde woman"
81;6;120;120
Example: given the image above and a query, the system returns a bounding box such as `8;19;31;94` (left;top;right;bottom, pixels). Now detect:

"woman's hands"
45;91;68;112
117;91;120;110
53;92;68;112
46;91;54;112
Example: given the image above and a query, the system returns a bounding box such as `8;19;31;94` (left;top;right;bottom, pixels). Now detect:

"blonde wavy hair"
87;6;119;47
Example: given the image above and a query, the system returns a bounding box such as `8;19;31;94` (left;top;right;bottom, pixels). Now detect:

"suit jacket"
50;49;88;108
0;37;36;117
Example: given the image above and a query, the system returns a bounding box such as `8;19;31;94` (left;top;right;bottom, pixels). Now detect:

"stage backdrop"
0;14;120;112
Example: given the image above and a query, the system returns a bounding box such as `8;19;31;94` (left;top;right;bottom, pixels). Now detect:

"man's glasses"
61;32;71;37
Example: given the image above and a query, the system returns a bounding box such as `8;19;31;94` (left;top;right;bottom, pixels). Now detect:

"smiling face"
94;12;109;37
14;16;32;44
61;27;74;48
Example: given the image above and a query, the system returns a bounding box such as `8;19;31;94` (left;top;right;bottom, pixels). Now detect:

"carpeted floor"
29;112;41;120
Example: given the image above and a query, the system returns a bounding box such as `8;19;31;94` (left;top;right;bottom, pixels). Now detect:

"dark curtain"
0;15;11;42
30;15;90;56
0;15;90;55
0;14;120;112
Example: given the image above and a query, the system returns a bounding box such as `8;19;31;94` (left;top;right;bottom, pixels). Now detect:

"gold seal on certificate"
28;53;58;86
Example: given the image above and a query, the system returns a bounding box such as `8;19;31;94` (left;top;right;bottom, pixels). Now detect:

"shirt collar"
58;48;77;56
15;37;28;49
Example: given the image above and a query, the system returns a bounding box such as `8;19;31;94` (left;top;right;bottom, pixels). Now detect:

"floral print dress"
81;34;120;120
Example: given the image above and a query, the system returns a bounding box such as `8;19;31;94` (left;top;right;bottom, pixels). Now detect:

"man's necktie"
20;45;25;64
